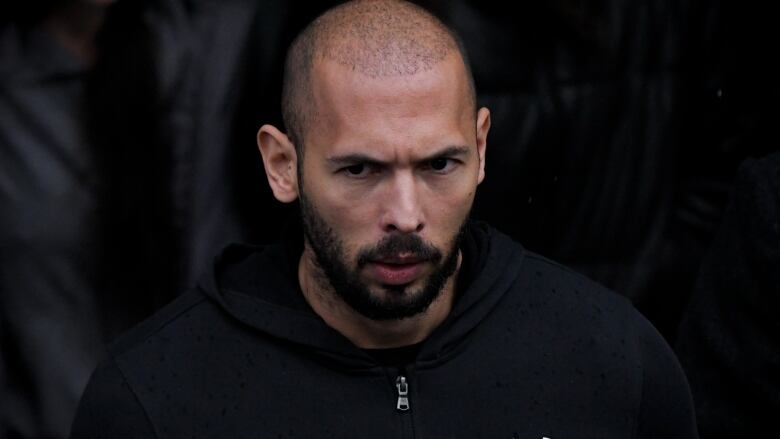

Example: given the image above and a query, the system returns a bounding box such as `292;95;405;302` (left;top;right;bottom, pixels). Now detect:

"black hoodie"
70;222;697;438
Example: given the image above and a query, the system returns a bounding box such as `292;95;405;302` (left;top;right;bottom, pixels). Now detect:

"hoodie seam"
109;356;162;438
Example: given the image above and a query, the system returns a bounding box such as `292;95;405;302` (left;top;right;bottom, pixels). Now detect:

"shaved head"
281;0;476;150
257;0;491;333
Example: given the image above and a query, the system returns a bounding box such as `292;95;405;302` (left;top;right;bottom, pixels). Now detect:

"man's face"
298;54;487;321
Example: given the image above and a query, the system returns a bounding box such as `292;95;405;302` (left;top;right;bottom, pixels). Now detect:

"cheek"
422;178;475;230
314;187;381;251
320;188;378;224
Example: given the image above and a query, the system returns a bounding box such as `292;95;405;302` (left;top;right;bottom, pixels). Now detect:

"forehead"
307;54;473;154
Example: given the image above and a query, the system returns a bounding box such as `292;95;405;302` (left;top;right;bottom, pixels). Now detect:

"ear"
257;124;299;203
475;107;491;184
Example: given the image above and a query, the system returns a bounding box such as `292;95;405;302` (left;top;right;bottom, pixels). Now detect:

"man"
70;1;698;437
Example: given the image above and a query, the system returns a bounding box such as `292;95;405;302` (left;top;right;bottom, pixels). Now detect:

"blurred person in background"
1;2;117;436
676;152;780;437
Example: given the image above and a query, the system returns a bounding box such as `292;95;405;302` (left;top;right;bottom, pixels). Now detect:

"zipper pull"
396;375;410;411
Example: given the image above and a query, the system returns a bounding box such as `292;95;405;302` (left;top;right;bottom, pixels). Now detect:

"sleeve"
633;311;699;439
69;357;157;439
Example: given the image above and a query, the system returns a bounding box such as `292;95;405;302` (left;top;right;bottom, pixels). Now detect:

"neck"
298;246;460;349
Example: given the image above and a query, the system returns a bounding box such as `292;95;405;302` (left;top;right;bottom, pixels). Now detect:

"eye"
426;157;457;173
345;164;366;176
430;158;449;171
339;162;379;179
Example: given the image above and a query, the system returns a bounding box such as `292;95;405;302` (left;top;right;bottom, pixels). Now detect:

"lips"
368;257;425;286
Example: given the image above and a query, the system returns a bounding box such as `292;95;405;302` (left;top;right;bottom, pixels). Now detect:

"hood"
197;220;526;369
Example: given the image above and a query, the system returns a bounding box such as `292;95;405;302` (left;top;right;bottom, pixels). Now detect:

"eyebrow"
326;145;471;167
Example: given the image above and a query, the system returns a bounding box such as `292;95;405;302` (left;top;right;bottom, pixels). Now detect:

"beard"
299;191;466;321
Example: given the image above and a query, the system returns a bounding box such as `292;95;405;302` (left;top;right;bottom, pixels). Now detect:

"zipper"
391;368;415;438
395;375;410;411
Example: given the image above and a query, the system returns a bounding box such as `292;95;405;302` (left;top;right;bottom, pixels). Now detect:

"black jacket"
71;223;697;438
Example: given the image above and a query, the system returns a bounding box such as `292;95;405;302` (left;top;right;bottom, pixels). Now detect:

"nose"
381;171;425;234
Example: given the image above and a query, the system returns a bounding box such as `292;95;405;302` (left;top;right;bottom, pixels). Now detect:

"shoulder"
516;247;636;324
106;288;212;358
474;228;697;436
101;286;247;392
103;285;263;379
73;284;244;437
516;248;682;368
70;356;158;438
72;288;247;437
479;224;640;340
507;247;697;436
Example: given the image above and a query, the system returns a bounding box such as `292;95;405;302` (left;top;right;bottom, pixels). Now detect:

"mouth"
368;257;426;286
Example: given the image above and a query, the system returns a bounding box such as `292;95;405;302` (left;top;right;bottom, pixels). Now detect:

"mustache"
356;234;442;267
